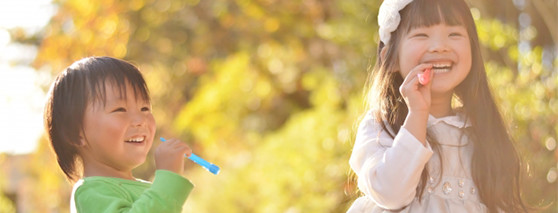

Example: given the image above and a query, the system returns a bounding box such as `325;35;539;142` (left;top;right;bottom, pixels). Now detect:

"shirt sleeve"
349;111;433;210
73;170;194;213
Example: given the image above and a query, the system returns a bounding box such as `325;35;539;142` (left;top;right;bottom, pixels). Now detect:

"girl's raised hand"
154;138;192;174
398;64;434;145
399;64;434;114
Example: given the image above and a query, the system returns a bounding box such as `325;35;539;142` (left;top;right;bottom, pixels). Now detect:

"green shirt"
71;170;194;213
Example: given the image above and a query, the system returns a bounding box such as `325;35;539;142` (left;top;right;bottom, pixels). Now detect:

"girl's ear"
380;46;401;72
380;46;389;60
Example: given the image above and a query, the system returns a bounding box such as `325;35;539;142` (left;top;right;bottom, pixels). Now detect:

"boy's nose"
131;112;146;127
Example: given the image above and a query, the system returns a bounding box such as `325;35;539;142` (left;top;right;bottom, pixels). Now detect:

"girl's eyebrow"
408;26;431;32
447;26;468;33
452;27;467;31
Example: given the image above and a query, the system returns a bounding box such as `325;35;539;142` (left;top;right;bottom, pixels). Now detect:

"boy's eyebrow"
104;95;151;107
100;96;126;108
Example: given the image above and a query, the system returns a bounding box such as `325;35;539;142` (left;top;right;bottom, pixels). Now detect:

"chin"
431;86;456;96
131;156;148;166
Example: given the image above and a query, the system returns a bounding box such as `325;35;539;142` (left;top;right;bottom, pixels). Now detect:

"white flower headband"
378;0;414;44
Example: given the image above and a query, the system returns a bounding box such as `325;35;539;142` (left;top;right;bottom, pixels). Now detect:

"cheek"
398;43;424;76
82;112;101;138
397;53;418;78
466;48;472;67
460;45;473;73
397;69;409;79
146;115;156;146
459;40;472;63
98;117;128;139
147;114;156;132
82;116;124;147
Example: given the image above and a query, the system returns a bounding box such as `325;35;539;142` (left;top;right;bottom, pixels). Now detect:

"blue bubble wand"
160;137;220;175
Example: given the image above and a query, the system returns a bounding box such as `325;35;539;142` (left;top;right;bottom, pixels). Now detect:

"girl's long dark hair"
364;0;529;212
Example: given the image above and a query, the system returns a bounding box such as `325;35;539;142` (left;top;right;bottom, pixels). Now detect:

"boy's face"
80;80;155;177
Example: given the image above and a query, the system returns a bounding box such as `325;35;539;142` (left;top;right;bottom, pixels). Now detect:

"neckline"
82;176;150;185
427;112;471;129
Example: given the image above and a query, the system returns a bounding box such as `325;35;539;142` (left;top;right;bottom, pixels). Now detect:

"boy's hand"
155;138;192;174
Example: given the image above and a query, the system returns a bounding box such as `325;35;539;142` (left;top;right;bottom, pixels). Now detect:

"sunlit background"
0;0;556;212
0;0;55;154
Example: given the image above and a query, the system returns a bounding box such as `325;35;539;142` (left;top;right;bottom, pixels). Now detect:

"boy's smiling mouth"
125;136;146;143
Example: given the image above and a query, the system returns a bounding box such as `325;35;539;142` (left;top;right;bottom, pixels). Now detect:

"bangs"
82;57;150;107
399;0;468;32
89;75;150;107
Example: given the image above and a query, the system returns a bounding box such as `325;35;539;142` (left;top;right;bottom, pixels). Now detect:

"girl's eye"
112;107;126;112
412;33;428;38
141;107;151;112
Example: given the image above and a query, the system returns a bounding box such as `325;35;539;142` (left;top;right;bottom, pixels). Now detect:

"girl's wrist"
403;111;429;145
407;109;430;118
406;111;429;125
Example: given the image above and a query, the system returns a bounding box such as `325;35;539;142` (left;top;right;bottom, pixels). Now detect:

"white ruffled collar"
427;112;471;129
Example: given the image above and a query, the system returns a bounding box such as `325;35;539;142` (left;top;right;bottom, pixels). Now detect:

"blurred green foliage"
4;0;554;212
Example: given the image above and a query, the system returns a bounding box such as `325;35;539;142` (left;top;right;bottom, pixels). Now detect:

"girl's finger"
401;64;433;86
405;64;433;78
418;68;432;85
427;66;434;85
400;64;433;98
399;74;420;97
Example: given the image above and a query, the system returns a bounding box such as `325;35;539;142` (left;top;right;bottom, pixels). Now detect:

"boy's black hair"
44;56;150;181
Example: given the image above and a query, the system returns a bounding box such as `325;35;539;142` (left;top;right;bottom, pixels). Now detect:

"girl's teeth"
431;63;452;73
433;63;451;67
433;68;451;73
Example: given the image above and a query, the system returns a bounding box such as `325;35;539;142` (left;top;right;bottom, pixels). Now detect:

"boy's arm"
73;170;193;213
148;170;194;210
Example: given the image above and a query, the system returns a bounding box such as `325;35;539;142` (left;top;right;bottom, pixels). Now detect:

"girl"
348;0;530;212
44;56;194;212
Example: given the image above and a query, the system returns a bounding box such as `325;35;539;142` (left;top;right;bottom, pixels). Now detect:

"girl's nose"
428;39;450;53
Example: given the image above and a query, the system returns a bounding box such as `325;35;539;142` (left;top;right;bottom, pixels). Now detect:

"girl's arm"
72;170;193;213
398;64;434;146
349;111;433;210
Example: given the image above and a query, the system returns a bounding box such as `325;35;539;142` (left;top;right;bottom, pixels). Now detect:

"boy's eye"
450;32;463;37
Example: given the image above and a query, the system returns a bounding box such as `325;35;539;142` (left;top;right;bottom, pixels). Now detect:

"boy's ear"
77;132;87;147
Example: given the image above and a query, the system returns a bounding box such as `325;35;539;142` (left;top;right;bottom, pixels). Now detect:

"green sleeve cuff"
152;170;194;205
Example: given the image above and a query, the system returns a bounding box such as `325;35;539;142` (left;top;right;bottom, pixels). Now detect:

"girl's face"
80;80;156;177
397;23;472;96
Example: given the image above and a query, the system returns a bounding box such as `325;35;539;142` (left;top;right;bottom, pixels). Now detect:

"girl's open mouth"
432;63;452;73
